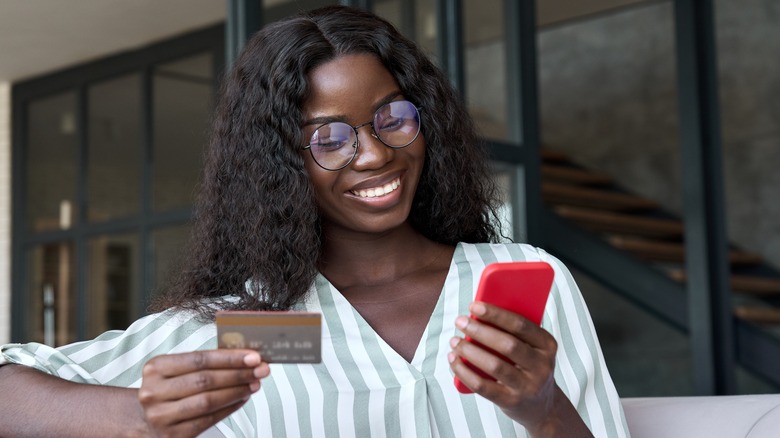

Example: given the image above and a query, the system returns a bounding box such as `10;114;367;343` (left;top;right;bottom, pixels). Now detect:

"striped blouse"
1;243;629;437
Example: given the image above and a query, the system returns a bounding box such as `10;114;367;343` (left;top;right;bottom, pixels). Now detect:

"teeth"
351;178;401;198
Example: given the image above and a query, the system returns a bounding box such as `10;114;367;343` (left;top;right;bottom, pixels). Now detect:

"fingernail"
449;337;461;348
455;316;469;330
254;366;266;378
244;352;261;366
470;302;486;316
250;381;261;392
447;352;456;364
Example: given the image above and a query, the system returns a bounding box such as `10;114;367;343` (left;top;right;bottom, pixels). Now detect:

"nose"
350;123;393;170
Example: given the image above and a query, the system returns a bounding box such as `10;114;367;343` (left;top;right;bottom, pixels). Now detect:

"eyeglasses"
302;100;422;171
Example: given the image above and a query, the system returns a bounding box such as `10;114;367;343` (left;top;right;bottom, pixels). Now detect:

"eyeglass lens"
307;100;420;170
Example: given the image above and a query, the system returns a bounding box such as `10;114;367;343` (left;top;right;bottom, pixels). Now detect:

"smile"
350;177;401;198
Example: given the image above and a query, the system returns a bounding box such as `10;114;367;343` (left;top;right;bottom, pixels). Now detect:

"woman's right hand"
138;349;269;437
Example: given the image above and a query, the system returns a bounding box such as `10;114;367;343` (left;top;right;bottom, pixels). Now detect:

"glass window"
151;224;192;296
263;0;331;25
491;162;524;242
26;92;79;233
375;0;438;60
572;266;694;396
88;74;143;222
464;0;508;141
538;2;681;212
25;242;76;346
14;26;221;343
538;1;688;395
716;0;780;276
153;53;214;212
87;233;140;336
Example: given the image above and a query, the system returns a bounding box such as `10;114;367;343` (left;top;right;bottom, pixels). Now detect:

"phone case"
454;261;554;394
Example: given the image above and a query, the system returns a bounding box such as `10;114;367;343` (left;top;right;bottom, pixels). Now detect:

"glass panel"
263;0;332;24
537;0;649;27
716;1;780;283
464;0;508;141
151;224;192;296
538;2;689;392
26;92;79;233
87;233;140;336
375;0;438;60
716;1;780;392
88;74;142;222
539;2;681;213
573;266;694;396
152;53;214;212
25;242;76;346
491;162;524;242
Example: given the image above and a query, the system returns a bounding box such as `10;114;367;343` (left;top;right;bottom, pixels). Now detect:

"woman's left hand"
448;301;593;437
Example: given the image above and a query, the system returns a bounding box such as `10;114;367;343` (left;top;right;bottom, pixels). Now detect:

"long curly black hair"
153;5;504;317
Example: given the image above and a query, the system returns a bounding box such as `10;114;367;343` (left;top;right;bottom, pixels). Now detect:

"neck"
319;222;448;290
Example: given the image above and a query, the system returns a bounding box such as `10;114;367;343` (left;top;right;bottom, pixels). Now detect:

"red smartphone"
454;261;555;394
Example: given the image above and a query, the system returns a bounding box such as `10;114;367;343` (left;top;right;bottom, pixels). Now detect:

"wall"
716;0;780;266
536;0;780;395
0;82;10;344
537;0;780;269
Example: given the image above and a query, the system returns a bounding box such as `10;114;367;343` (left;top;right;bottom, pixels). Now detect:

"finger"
448;350;505;398
144;383;258;428
469;302;551;349
456;314;556;375
144;350;262;379
450;335;524;386
143;365;268;401
455;314;534;361
157;397;249;438
448;338;552;407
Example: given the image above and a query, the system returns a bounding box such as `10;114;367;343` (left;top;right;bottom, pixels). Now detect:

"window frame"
11;25;224;342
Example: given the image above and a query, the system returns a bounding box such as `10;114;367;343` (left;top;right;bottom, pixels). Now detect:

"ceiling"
0;0;647;83
0;0;227;82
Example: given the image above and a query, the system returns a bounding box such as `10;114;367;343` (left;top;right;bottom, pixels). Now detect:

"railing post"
505;0;543;247
674;0;735;395
436;0;465;94
226;0;262;68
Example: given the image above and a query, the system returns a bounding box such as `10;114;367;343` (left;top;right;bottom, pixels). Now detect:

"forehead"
303;54;401;120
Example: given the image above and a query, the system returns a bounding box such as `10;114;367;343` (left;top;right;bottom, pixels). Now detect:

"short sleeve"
0;310;216;388
536;247;631;438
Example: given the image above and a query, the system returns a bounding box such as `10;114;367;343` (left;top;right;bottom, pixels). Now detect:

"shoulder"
458;242;561;265
456;242;575;293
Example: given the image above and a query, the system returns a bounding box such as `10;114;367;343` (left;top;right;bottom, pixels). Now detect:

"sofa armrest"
621;394;780;437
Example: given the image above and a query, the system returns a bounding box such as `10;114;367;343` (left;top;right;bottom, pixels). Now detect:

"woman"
0;6;628;437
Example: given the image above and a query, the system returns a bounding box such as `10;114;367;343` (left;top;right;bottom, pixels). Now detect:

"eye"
311;122;353;151
378;116;405;132
315;140;346;151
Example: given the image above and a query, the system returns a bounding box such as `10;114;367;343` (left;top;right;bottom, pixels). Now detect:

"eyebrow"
302;91;404;127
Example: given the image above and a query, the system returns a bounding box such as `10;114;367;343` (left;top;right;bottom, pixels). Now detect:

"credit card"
216;311;322;363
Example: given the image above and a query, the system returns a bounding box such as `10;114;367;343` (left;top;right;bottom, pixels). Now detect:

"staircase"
539;147;780;388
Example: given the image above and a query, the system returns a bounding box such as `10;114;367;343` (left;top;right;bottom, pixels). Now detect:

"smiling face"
301;54;426;239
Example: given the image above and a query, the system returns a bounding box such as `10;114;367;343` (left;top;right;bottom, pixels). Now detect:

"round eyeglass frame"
302;101;423;171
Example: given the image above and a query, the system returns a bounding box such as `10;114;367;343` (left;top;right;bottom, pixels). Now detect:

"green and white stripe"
1;242;629;437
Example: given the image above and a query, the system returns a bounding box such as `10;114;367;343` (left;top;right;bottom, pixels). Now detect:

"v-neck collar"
310;242;464;368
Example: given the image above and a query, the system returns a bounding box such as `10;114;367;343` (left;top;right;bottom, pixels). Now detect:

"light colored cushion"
622;394;780;438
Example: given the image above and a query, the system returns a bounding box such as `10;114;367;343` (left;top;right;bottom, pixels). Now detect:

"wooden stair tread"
543;182;658;211
542;164;613;186
542;148;568;162
554;206;683;238
667;269;780;295
607;236;764;265
735;306;780;324
731;276;780;295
